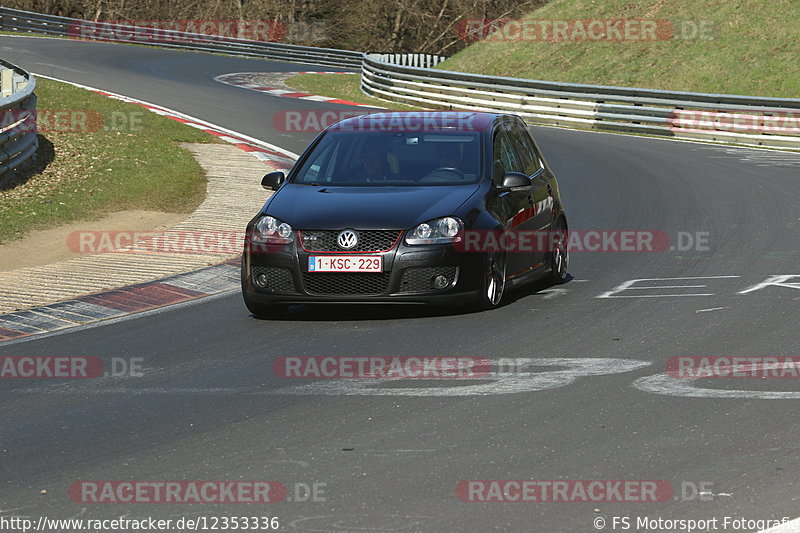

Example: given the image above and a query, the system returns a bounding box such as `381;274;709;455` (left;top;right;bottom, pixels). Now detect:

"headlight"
405;217;463;245
252;215;293;244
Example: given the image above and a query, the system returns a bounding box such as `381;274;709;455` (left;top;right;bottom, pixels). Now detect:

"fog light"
432;274;449;289
255;273;268;288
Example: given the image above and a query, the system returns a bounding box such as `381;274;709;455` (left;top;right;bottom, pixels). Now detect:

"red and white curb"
214;71;385;108
34;73;300;169
0;74;301;344
0;260;241;344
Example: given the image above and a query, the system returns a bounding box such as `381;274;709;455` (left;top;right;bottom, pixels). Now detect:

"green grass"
439;0;800;97
285;73;422;110
0;78;215;243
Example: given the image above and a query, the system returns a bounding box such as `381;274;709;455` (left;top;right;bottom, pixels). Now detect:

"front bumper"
241;237;483;305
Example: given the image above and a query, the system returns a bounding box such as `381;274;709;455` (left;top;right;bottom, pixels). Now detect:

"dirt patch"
0;210;189;271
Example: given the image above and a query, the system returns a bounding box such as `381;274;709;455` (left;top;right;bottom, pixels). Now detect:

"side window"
295;137;339;184
493;130;522;179
509;122;542;176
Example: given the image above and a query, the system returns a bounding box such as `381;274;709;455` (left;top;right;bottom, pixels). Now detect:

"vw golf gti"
241;111;569;315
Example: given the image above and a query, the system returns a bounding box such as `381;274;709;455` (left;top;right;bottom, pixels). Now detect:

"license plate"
308;255;382;272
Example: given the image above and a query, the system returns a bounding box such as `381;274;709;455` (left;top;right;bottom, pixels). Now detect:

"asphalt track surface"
2;37;800;533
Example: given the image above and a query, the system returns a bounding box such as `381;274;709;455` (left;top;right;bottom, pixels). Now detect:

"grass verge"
439;0;800;97
0;77;215;244
284;73;422;110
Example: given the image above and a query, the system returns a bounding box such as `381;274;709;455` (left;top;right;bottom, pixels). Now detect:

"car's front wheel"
474;252;506;310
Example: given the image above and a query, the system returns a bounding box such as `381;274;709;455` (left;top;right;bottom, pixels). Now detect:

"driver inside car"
349;141;399;183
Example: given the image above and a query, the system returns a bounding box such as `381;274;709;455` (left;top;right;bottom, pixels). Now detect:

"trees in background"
4;0;547;54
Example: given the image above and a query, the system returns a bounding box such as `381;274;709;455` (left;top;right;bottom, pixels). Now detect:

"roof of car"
328;111;501;133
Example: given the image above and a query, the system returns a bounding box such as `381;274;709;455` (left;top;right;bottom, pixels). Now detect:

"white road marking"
714;148;800;168
758;517;800;533
632;373;800;400
596;276;740;299
625;285;707;289
699;490;733;498
265;358;651;397
739;275;800;294
9;358;652;397
539;288;569;299
695;307;730;313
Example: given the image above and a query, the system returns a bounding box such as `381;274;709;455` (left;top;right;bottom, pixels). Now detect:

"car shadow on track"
249;275;573;322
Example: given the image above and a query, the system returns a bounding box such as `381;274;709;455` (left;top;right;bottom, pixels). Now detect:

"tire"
548;216;569;284
474;252;506;310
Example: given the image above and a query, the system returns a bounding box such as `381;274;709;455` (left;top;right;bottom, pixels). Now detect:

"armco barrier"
2;7;798;150
0;7;362;69
361;54;800;150
0;58;37;178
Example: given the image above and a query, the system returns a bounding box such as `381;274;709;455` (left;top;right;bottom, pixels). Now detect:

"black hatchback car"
241;111;568;315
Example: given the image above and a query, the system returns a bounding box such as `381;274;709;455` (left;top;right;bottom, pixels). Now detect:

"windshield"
292;131;483;186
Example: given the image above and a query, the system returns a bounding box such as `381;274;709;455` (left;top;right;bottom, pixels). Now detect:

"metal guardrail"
361;54;800;150
3;7;797;150
0;7;363;69
0;59;37;178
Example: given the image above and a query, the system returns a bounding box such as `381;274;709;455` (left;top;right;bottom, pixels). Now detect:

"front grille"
399;266;458;293
299;230;400;252
301;272;392;295
252;265;296;293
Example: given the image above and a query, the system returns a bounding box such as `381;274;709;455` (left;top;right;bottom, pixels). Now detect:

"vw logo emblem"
337;230;358;250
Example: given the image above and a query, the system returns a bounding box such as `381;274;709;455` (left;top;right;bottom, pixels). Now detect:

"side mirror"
262;171;285;191
496;172;530;191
